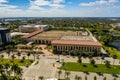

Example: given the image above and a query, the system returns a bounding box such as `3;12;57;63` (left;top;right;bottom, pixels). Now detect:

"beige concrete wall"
52;44;102;54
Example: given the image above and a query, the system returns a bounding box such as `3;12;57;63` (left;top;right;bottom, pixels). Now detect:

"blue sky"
0;0;120;17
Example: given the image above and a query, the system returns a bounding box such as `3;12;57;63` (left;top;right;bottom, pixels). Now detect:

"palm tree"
0;64;3;70
39;76;44;80
78;55;82;63
4;63;10;71
105;60;110;68
101;55;105;64
0;55;4;64
11;54;15;61
75;75;78;80
90;59;95;66
85;76;87;80
0;69;5;75
75;75;82;80
11;64;18;76
88;54;92;63
31;51;36;61
113;78;116;80
64;69;66;79
65;71;70;79
58;70;62;80
112;54;117;65
17;52;21;59
0;64;4;74
77;76;82;80
6;50;10;57
15;67;22;77
7;69;12;77
27;52;31;60
0;74;8;80
94;76;97;80
6;44;16;55
103;77;106;80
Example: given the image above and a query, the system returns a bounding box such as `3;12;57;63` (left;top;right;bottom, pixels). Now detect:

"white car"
56;59;60;62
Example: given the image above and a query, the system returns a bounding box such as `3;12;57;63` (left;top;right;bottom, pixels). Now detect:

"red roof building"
52;40;102;46
22;30;43;39
52;40;102;54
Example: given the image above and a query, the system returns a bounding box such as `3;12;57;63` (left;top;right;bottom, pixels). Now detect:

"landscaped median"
0;59;33;66
60;62;120;74
103;45;120;59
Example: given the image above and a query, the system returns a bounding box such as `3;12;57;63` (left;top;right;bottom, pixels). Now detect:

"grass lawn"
0;59;34;66
104;46;120;59
61;62;120;74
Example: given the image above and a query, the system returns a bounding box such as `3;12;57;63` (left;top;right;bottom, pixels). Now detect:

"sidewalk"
55;70;120;80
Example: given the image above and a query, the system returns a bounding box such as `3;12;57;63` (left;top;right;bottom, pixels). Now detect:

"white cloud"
79;0;119;6
0;0;8;3
0;0;66;17
49;3;65;8
1;6;120;17
0;0;21;18
0;0;120;17
29;5;45;10
52;0;65;4
30;0;50;6
109;0;118;3
29;0;65;10
0;0;18;10
0;4;17;8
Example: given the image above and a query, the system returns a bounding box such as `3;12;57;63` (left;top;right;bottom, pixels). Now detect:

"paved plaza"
0;50;120;80
23;56;58;80
22;54;120;80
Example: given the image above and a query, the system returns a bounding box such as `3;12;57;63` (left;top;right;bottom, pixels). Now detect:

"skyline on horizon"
0;0;120;17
